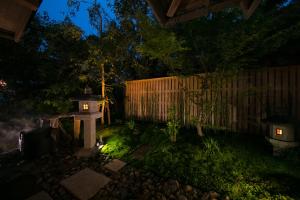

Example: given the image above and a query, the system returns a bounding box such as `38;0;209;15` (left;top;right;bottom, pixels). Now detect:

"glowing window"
275;128;282;136
83;103;89;111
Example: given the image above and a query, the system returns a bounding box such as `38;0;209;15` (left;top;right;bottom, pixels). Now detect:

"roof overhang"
0;0;43;42
147;0;261;26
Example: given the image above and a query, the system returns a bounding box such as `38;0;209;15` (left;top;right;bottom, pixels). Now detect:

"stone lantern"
266;123;299;155
72;87;103;149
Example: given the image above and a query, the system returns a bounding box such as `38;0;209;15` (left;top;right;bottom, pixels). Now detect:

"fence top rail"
125;65;299;84
125;75;179;83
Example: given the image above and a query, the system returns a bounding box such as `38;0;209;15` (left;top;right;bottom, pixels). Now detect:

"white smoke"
0;118;38;153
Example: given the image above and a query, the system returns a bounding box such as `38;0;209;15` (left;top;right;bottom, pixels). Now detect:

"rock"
209;191;220;199
134;171;140;177
193;192;199;198
201;192;210;200
142;189;151;199
184;185;193;193
36;177;43;184
163;180;180;195
119;187;128;200
178;195;188;200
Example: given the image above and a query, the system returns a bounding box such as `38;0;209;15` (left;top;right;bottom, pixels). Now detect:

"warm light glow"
275;128;283;135
0;79;7;88
83;103;89;111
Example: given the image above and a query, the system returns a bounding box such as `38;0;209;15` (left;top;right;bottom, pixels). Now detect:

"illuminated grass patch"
101;134;131;158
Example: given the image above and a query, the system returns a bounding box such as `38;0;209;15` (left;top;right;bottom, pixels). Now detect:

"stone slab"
104;159;126;172
60;168;111;200
26;191;53;200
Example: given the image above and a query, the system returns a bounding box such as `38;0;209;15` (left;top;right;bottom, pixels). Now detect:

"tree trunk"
170;134;176;143
106;96;111;125
101;63;105;98
196;123;205;137
101;63;105;127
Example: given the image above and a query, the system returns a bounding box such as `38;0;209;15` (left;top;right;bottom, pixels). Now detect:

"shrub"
127;119;135;130
140;124;167;145
101;135;130;158
165;106;181;142
100;123;300;199
143;133;300;199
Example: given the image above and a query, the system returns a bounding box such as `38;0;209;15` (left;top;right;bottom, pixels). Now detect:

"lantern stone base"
75;147;98;158
73;112;102;149
265;136;299;156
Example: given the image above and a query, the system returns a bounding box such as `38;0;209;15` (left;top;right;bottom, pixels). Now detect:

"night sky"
38;0;115;36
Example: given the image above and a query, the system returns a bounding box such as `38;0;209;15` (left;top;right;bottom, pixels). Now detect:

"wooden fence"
125;66;300;135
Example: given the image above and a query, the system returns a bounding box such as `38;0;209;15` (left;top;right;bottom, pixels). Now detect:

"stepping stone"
60;168;111;200
132;144;151;160
26;191;53;200
104;159;126;172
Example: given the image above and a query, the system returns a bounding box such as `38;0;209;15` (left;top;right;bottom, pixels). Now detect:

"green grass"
98;123;300;199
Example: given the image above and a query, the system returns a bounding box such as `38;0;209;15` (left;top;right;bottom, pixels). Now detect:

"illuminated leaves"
136;14;188;72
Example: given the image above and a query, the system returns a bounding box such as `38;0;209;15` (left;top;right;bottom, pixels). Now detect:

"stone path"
61;168;111;200
26;191;53;200
0;148;223;200
104;159;126;172
58;158;126;200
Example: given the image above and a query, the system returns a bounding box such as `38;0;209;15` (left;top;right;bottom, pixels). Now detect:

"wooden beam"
0;14;15;31
185;0;210;11
166;0;239;26
166;7;208;26
14;11;31;42
240;0;249;16
0;30;14;40
240;0;261;19
15;0;39;11
147;0;167;25
167;0;183;17
209;0;239;12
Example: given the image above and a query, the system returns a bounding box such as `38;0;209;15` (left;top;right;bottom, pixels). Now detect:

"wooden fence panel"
125;66;300;135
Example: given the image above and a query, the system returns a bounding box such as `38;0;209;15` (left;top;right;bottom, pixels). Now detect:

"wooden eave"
0;0;42;42
147;0;262;26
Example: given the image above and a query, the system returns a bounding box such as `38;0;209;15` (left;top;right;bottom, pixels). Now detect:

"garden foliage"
101;124;300;199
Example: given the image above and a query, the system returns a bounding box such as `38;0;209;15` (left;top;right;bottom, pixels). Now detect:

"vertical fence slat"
289;67;296;123
297;67;300;137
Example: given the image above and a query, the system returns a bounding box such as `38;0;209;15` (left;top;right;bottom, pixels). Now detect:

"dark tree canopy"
0;0;299;115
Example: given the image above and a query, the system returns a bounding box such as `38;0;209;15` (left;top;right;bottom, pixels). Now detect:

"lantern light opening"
275;128;283;136
83;103;89;111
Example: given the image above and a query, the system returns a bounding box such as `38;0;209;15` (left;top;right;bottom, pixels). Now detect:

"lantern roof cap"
71;86;105;101
71;95;104;101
